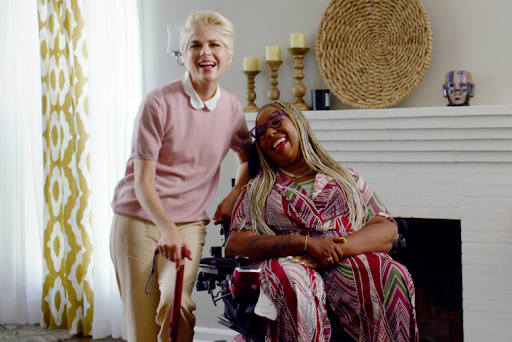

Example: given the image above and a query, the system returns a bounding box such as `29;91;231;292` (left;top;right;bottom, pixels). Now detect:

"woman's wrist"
229;185;242;198
159;221;178;236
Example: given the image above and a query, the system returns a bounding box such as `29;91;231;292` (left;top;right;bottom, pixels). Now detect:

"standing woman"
110;11;252;342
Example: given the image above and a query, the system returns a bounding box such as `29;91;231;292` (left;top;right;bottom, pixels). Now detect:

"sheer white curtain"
0;0;141;332
85;0;142;339
0;0;44;325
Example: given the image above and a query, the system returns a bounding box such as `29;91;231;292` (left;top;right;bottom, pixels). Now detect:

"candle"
243;57;259;71
265;46;281;61
291;33;306;48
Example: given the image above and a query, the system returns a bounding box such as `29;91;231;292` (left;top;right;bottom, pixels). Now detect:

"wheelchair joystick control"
230;266;261;297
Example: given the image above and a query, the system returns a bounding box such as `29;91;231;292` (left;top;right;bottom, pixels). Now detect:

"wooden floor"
63;335;124;342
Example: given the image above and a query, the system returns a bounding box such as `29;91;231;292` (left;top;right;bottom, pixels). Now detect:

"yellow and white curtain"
38;0;93;335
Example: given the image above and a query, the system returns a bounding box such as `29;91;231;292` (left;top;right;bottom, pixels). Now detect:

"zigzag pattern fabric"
38;0;92;335
324;253;418;341
260;258;331;342
231;169;419;341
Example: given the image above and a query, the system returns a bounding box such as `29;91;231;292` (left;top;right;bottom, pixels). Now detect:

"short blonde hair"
180;11;235;58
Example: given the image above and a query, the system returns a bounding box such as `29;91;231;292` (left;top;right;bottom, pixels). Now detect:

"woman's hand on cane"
157;228;192;269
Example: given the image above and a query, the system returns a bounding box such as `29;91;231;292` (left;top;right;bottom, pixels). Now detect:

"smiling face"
184;25;231;89
255;105;304;170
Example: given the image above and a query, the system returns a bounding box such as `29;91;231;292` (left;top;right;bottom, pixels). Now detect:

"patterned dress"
230;169;419;342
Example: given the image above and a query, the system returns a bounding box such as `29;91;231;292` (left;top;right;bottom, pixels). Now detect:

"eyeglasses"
250;110;287;140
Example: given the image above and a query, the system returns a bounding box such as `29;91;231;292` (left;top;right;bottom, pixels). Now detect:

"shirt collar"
181;71;220;110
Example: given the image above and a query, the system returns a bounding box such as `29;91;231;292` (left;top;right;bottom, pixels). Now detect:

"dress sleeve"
229;186;255;232
350;169;396;226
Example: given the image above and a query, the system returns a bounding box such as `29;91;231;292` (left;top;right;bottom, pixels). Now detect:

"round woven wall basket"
316;0;433;109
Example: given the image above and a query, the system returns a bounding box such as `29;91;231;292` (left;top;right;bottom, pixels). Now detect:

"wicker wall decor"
316;0;433;109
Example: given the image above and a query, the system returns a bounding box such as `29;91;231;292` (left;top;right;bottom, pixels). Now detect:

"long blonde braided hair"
245;100;365;236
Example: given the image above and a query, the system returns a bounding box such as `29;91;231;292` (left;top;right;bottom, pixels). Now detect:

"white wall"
139;0;512;338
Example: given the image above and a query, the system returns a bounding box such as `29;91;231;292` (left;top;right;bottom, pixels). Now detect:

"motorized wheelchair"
195;144;409;342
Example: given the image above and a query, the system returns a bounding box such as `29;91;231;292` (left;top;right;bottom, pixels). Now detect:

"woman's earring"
227;64;230;71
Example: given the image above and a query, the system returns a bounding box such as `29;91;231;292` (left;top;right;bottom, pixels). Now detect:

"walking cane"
170;247;191;342
145;248;189;342
169;262;184;342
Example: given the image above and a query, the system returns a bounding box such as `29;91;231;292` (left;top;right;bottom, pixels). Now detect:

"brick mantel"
246;105;512;164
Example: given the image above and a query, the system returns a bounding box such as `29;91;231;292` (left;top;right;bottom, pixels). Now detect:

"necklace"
279;167;313;178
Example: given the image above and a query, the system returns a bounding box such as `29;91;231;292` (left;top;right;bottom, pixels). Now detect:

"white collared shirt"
181;71;221;110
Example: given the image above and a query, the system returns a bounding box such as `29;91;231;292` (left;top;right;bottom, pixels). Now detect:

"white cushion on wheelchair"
254;289;277;321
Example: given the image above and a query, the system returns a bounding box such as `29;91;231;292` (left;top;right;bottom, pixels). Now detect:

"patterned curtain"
38;0;93;335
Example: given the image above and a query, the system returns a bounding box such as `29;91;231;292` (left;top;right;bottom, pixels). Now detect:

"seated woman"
225;100;419;342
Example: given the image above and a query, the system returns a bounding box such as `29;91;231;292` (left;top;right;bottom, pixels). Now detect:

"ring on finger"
326;256;333;262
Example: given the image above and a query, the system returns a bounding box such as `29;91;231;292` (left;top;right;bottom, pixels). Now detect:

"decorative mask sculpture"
443;70;475;106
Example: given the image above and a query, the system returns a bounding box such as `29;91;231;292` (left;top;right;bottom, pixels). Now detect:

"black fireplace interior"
392;218;463;342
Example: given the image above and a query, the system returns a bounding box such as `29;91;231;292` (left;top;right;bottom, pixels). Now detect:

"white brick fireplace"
246;105;512;342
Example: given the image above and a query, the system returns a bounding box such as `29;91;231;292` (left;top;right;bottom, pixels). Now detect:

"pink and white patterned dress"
230;169;419;342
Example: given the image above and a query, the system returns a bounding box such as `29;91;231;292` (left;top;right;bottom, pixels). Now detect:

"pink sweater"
111;79;251;224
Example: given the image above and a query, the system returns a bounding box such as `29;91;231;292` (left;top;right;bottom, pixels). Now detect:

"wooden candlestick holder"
243;70;260;112
265;60;283;101
288;47;311;110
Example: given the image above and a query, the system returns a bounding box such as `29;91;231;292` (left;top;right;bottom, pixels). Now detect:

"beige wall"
138;0;512;337
141;0;512;109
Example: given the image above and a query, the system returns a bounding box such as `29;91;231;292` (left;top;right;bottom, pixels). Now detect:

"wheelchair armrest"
198;256;239;275
196;254;253;293
196;256;238;292
198;254;251;273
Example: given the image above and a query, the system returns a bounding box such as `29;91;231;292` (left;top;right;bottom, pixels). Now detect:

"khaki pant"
110;214;206;342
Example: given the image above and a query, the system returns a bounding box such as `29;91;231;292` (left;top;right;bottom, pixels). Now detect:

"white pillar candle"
290;33;306;48
243;57;259;71
265;46;281;61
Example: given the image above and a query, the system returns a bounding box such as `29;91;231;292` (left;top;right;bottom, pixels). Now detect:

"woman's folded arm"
225;229;306;263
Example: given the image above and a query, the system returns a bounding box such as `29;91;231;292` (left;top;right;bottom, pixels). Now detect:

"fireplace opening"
392;218;463;342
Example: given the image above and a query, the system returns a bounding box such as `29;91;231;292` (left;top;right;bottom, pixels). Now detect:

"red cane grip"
169;247;190;342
